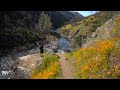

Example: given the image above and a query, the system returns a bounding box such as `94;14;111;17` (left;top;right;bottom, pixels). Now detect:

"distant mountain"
47;11;84;29
71;12;84;18
57;11;84;19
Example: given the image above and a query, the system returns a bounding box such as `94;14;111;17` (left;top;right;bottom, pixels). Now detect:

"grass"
32;53;61;79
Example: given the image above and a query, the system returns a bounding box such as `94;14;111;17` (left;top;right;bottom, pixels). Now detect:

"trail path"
0;47;75;79
16;52;76;79
57;53;75;79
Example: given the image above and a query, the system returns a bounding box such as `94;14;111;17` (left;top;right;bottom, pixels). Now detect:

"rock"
17;66;27;71
1;70;11;76
11;62;19;70
50;49;55;55
91;32;97;38
57;50;62;53
57;55;60;58
0;70;12;79
31;64;35;67
10;65;29;79
18;55;31;61
11;69;28;79
52;48;57;53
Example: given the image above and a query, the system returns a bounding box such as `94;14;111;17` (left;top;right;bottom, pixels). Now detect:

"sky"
73;11;98;17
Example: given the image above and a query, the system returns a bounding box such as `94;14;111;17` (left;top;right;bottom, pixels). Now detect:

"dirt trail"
16;52;75;79
17;52;76;79
57;53;75;79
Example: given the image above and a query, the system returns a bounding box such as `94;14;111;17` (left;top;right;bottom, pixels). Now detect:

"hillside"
57;11;120;49
66;13;120;79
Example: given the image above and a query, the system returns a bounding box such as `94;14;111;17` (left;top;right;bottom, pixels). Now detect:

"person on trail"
36;41;44;57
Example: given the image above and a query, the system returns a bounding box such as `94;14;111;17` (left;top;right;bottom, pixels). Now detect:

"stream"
57;37;71;53
50;30;72;53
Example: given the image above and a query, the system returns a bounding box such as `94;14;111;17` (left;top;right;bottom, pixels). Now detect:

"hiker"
36;41;44;57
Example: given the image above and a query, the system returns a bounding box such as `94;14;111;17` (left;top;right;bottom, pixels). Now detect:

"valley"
1;11;120;79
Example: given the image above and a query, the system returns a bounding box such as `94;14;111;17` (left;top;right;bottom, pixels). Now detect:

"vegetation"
36;11;52;44
0;11;82;56
47;11;84;29
32;53;61;79
1;11;120;79
57;11;120;50
67;15;120;79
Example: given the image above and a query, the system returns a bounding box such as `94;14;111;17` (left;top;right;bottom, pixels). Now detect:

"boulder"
17;66;27;71
1;70;11;76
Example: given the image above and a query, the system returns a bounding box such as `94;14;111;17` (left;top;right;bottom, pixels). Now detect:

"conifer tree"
36;11;52;44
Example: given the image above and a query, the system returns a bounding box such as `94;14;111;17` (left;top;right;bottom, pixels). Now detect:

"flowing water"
57;37;71;52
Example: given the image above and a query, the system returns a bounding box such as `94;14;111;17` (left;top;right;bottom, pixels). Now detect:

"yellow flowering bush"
67;16;120;79
32;53;61;79
70;38;120;79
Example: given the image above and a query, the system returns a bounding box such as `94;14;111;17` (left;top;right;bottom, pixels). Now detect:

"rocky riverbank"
0;47;39;79
0;38;58;79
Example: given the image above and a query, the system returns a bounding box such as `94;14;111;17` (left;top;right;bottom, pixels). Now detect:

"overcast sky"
72;11;98;17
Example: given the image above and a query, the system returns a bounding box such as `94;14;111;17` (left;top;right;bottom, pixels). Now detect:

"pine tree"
36;11;52;44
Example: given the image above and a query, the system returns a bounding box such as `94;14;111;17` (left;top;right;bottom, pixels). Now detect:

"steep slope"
48;11;84;29
68;14;120;79
57;11;120;49
71;12;84;18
